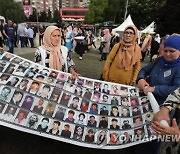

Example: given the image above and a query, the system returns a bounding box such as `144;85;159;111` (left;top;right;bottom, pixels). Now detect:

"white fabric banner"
0;50;158;149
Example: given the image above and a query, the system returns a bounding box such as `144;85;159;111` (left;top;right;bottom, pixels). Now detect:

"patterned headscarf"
42;26;62;71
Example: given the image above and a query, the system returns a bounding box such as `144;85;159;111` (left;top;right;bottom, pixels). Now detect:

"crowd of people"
0;18;180;154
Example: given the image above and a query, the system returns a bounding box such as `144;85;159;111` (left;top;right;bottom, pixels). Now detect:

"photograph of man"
34;74;45;82
73;125;84;141
10;90;24;106
74;86;83;96
142;103;152;113
33;98;45;114
129;88;138;96
84;80;93;89
121;107;130;117
63;81;76;93
16;79;29;91
54;106;66;121
87;115;97;127
45;77;55;86
76;113;86;125
26;114;39;129
21;95;34;110
57;73;68;81
43;102;56;117
24;69;36;79
3;105;17;122
102;83;110;94
140;96;149;105
121;131;132;144
21;61;31;68
3;64;16;74
29;81;41;94
133;116;143;127
119;86;128;96
110;118;120;130
121;97;130;106
134;127;145;140
59;92;71;106
99;105;109;115
60;124;71;138
14;110;28;125
99;116;108;129
76;78;85;86
49;71;58;79
38;84;52;99
89;103;98;115
68;96;80;110
110;96;119;105
82;88;92;100
94;82;101;92
2;53;13;61
6;76;20;86
143;112;153;123
108;132;120;145
50;88;61;102
37;117;50;132
122;119;132;129
55;80;64;89
39;68;49;76
11;57;23;64
130;97;139;106
49;120;61;135
97;130;107;145
0;74;10;84
132;106;142;116
0;86;12;102
110;106;119;117
64;110;75;123
80;99;89;112
92;91;101;103
13;66;27;76
101;94;109;104
85;128;95;143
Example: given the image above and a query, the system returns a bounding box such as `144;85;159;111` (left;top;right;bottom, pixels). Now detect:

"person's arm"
102;43;119;81
131;60;141;85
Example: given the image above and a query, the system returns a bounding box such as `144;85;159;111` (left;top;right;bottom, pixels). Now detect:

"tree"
29;8;38;22
0;0;26;23
85;0;108;24
39;11;48;22
47;8;53;22
53;9;61;23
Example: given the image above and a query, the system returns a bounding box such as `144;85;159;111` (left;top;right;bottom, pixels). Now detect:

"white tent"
112;15;136;33
140;22;155;34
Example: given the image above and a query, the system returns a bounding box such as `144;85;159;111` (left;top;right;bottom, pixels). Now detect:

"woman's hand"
152;119;180;138
69;69;80;80
143;86;155;94
130;80;136;86
138;79;149;90
153;107;171;124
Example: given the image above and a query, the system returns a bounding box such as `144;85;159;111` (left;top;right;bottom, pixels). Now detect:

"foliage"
0;0;26;23
85;0;108;24
39;11;48;22
53;9;61;23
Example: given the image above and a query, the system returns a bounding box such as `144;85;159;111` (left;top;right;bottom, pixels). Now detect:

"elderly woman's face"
163;47;180;61
123;29;135;43
50;30;61;46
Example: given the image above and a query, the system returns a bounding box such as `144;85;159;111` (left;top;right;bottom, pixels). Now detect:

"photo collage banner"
0;50;157;149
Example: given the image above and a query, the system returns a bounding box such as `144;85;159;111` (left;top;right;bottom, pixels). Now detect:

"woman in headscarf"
102;25;141;85
99;28;111;61
35;26;78;79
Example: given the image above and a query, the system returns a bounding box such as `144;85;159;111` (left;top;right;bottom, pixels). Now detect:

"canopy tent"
112;15;136;33
140;22;155;34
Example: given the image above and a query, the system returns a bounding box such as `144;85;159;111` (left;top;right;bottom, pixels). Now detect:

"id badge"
164;70;171;77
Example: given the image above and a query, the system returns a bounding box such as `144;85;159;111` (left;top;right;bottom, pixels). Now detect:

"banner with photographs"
0;51;157;149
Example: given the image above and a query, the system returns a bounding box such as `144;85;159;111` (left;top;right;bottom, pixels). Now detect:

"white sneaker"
79;57;82;60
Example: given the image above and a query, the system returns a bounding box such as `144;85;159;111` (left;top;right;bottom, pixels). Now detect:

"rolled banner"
147;92;169;127
147;92;160;113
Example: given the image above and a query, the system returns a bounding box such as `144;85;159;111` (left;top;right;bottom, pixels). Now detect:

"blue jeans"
8;38;14;53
